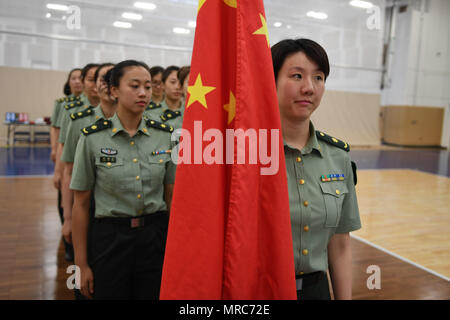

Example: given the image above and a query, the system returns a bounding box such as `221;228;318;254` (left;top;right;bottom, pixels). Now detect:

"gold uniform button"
133;158;138;163
332;138;338;143
302;249;309;256
112;128;117;133
303;201;309;207
136;176;140;180
143;128;148;133
91;125;97;130
303;225;309;232
299;179;305;185
336;189;340;195
320;132;325;136
137;194;141;199
106;162;112;167
77;112;82;116
299;272;304;275
296;157;302;162
130;141;135;146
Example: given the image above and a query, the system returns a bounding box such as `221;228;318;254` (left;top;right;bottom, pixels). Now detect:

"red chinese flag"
160;0;296;300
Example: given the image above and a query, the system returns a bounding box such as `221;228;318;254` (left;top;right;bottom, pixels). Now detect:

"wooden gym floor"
0;146;449;299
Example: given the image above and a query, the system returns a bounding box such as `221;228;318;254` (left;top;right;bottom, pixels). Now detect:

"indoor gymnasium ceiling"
0;0;386;52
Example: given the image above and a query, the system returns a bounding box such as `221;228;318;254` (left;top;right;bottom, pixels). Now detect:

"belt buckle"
131;217;144;228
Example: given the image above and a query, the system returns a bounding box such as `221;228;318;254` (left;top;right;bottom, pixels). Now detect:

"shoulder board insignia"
81;118;112;136
146;119;174;133
58;96;81;103
316;131;350;152
64;100;84;110
160;109;181;122
147;102;162;110
70;106;95;121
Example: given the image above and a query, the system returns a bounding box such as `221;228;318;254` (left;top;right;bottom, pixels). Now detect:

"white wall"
381;0;450;148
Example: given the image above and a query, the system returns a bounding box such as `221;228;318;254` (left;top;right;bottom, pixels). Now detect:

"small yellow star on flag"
223;91;236;124
253;13;270;47
224;0;237;8
186;73;216;110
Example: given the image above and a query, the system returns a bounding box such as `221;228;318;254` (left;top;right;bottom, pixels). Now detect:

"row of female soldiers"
50;38;361;301
50;61;190;299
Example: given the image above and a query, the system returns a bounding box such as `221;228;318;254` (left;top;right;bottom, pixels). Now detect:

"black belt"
94;211;168;229
295;272;325;290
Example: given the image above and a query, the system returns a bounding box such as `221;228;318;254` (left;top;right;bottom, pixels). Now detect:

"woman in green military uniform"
144;65;184;130
61;63;116;253
51;68;83;164
272;39;362;300
56;64;100;262
50;67;83;261
71;60;176;300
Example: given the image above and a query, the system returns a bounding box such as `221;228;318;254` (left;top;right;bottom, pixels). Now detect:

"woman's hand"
53;171;61;189
79;264;94;299
62;219;72;244
50;149;56;163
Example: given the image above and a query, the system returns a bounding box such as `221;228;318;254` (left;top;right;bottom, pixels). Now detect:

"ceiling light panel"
113;21;133;28
133;2;156;10
122;12;143;20
46;3;68;11
349;1;374;9
306;11;328;20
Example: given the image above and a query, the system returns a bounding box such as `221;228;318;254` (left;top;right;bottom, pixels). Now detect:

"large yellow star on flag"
198;0;206;12
223;91;236;124
186;74;216;110
253;13;270;47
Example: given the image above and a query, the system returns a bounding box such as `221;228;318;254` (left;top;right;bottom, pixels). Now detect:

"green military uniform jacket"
51;94;83;128
61;105;109;163
284;122;361;275
70;113;176;218
144;99;185;130
57;93;91;144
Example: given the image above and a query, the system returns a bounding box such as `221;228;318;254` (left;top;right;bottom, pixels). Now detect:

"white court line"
357;168;450;179
351;234;450;282
0;175;52;179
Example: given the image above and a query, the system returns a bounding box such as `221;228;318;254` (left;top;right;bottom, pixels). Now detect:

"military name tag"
101;148;118;155
100;156;116;163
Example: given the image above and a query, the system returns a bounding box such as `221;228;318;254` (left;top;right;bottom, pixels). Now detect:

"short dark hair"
178;66;190;86
63;68;82;95
94;63;115;83
271;38;330;81
81;63;100;82
162;65;180;83
110;60;151;88
149;66;164;78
